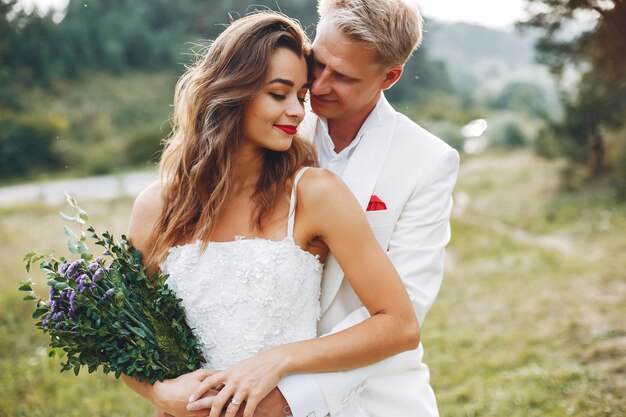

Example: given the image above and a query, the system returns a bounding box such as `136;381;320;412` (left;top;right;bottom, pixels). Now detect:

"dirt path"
0;171;157;207
453;190;578;256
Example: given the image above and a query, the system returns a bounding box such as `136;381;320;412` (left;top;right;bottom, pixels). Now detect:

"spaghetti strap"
287;167;310;238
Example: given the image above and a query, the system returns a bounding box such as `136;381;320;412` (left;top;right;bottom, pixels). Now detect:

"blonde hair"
148;12;317;268
317;0;423;66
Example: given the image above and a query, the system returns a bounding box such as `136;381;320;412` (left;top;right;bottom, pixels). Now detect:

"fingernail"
186;402;196;411
188;395;196;403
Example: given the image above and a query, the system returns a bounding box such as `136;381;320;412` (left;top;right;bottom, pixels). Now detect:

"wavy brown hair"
148;12;317;268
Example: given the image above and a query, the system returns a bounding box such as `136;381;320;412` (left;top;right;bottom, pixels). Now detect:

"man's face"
310;23;389;122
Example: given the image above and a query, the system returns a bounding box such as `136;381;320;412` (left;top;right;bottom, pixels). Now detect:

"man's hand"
247;388;290;417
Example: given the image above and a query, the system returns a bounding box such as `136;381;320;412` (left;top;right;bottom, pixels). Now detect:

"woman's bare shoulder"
132;181;164;218
127;181;163;249
297;167;358;214
297;167;345;197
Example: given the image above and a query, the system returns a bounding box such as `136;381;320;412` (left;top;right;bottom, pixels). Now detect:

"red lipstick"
274;125;298;135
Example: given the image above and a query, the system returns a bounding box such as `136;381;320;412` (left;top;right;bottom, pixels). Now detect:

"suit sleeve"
309;147;460;415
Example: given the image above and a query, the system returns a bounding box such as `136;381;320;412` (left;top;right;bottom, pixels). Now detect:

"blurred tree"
520;0;626;177
0;112;68;179
386;39;456;104
488;82;547;118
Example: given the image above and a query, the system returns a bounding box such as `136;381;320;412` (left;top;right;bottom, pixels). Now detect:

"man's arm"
272;148;460;416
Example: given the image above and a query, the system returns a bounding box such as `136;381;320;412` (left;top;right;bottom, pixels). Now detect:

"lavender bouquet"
19;194;204;384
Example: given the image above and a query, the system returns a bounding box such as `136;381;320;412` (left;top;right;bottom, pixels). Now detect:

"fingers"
241;393;262;417
191;368;216;380
208;384;236;417
185;395;216;412
223;394;245;417
189;372;223;403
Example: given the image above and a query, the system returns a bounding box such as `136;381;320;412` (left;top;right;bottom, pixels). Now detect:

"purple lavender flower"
101;288;115;300
49;300;57;313
52;311;64;320
88;262;99;272
59;263;68;275
49;285;55;300
42;313;51;328
69;290;76;315
66;259;85;278
92;268;103;283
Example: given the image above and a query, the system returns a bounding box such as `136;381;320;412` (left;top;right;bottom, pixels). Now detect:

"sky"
21;0;530;29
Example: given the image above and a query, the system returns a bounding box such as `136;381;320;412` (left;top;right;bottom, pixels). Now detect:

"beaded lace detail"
161;236;322;369
160;167;323;369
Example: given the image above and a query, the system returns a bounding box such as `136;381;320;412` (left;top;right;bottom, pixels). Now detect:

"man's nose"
311;68;331;96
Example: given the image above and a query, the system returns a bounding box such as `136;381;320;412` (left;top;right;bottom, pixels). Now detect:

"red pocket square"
367;195;387;211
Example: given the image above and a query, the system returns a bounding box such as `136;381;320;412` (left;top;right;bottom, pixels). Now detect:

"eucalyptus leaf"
67;241;79;254
65;192;78;209
76;241;89;255
64;225;78;239
59;211;76;222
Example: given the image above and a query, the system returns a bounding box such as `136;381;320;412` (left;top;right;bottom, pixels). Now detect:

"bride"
122;12;419;417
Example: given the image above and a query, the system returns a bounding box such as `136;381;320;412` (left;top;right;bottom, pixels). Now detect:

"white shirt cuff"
278;374;330;417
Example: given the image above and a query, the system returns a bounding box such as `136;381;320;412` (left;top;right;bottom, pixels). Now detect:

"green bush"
428;120;465;151
611;146;626;201
533;125;560;159
0;112;68;179
124;126;167;166
500;121;527;148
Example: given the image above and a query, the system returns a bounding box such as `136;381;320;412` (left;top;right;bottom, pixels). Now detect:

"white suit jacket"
297;95;460;417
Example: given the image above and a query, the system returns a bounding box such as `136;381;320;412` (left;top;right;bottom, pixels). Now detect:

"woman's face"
242;47;309;152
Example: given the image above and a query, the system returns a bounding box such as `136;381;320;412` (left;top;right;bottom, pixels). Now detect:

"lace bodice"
161;167;323;369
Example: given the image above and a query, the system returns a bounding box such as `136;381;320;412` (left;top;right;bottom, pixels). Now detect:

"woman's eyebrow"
267;78;294;87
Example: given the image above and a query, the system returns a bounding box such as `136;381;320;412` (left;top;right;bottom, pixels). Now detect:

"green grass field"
0;150;624;416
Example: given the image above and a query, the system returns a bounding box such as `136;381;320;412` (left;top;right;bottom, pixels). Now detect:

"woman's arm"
123;182;215;417
189;169;419;417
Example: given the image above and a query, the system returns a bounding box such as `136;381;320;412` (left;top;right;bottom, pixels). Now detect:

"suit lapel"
319;95;397;314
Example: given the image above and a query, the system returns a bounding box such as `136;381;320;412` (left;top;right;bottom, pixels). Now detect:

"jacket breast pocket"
365;209;396;249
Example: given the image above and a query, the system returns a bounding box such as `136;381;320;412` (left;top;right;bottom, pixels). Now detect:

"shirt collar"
316;93;385;158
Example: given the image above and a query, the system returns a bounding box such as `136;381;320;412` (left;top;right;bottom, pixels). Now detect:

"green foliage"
488;82;548;118
124;126;167;166
386;43;456;104
21;196;205;384
520;0;626;182
611;146;626;201
0;111;68;179
490;120;528;148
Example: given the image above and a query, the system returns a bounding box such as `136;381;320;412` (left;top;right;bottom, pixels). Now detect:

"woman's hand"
149;369;217;417
187;347;290;417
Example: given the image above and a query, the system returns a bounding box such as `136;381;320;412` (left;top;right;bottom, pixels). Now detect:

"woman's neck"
231;146;264;193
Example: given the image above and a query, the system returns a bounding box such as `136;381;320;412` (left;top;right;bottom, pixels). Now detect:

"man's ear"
381;64;403;90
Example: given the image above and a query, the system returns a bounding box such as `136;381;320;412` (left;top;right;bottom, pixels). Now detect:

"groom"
262;1;458;416
189;0;459;416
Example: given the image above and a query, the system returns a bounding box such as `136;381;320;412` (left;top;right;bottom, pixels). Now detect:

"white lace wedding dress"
161;167;368;416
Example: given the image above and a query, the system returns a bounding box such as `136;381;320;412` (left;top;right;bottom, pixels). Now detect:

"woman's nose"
287;98;305;121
